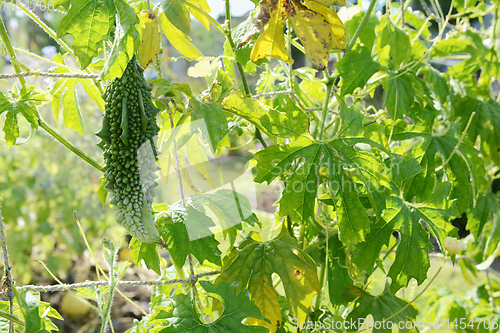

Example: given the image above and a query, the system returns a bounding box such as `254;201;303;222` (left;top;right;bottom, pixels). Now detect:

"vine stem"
100;273;117;333
314;211;329;310
318;70;334;140
224;0;251;96
0;199;15;333
38;119;104;172
385;256;449;322
0;16;27;88
435;111;475;172
345;0;378;53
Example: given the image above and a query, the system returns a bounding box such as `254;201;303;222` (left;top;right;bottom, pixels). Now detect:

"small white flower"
444;237;465;255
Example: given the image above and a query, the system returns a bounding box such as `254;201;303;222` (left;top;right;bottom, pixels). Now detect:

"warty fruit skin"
96;56;161;243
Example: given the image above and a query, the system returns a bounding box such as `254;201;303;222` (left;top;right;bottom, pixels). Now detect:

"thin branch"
318;71;335;140
38;119;105;172
0;16;27;88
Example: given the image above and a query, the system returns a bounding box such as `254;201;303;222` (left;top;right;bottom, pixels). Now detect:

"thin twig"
18;270;221;293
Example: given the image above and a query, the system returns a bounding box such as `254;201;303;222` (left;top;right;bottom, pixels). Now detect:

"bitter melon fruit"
96;56;161;243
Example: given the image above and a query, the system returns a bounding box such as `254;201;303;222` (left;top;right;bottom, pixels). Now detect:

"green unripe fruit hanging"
96;56;161;243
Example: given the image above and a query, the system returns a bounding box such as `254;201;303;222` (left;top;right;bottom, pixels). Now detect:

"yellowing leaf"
160;13;203;60
250;7;290;63
186;0;211;30
289;4;333;71
248;0;346;70
304;0;347;50
138;9;162;68
217;229;320;333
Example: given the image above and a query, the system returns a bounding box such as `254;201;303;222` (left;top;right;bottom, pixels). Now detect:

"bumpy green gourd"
96;56;161;243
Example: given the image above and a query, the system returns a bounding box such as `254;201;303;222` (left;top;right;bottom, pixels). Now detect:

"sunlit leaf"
251;6;289;63
57;0;114;69
160;13;203;60
217;229;320;333
138;9;162;68
159;281;268;332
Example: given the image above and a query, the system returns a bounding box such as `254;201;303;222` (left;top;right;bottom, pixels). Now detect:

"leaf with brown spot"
248;0;346;70
288;2;333;70
217;229;320;333
138;9;162;68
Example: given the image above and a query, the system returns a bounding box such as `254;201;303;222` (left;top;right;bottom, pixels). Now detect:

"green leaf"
223;91;268;134
162;0;191;35
17;289;50;333
160;281;268;332
352;156;457;293
3;111;19;149
50;54;105;133
344;12;379;51
455;97;500;166
101;0;139;79
97;175;108;207
433;37;476;58
157;202;221;267
392;110;488;210
337;46;379;97
57;0;114;69
218;229;320;332
0;85;47;149
346;284;418;333
328;234;353;306
254;121;386;244
150;78;193;99
51;78;84;135
380;21;411;68
160;13;203;60
190;99;228;152
423;66;449;105
467;191;500;239
130;238;161;275
260;97;311;143
384;73;415;120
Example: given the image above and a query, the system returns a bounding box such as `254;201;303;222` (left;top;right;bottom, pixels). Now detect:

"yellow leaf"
304;0;347;50
186;0;211;30
217;230;321;333
160;13;203;60
138;9;162;68
289;4;332;71
247;277;282;332
250;5;290;63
